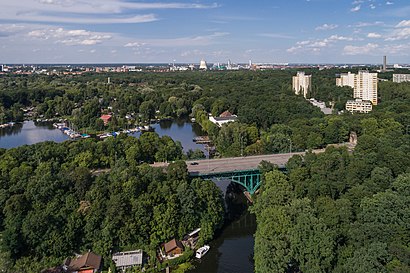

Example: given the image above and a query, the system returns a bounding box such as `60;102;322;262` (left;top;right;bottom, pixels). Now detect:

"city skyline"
1;0;410;64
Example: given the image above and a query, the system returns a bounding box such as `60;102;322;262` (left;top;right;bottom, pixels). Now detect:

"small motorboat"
195;245;210;259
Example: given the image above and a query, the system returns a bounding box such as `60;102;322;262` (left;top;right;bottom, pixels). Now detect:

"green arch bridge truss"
190;169;261;194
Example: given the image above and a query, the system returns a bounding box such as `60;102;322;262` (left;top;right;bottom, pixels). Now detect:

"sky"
0;0;410;64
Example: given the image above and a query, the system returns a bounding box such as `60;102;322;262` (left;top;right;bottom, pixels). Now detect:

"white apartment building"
337;71;378;106
355;71;378;105
346;99;373;113
393;74;410;83
292;71;311;98
336;72;355;88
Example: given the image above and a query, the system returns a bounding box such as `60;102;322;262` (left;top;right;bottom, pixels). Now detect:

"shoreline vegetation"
0;68;409;272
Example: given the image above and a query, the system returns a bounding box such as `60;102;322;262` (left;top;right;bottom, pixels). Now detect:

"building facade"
292;71;311;98
393;74;410;83
336;72;355;88
346;99;373;113
355;71;378;105
337;71;378;106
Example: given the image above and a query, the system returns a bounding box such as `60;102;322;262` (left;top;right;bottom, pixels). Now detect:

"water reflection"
190;183;255;273
152;117;206;153
0;121;70;149
0;118;206;153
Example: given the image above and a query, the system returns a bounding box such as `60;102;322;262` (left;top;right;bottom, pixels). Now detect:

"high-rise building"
354;71;378;105
199;59;208;70
383;55;387;71
393;74;410;83
337;71;378;105
292;71;311;98
336;72;355;88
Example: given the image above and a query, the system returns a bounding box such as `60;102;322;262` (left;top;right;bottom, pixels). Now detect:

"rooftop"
112;250;143;267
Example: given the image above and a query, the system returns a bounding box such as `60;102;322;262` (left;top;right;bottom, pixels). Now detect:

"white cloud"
3;13;158;24
396;20;410;27
367;32;382;38
385;28;410;41
352;0;364;4
0;1;219;24
315;24;338;31
354;21;385;27
287;35;356;54
124;42;146;48
351;5;361;12
343;43;379;55
386;1;394;5
27;27;112;45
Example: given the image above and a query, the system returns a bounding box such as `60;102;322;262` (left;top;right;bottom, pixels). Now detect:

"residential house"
164;239;184;257
63;251;102;273
112;250;143;272
209;111;238;127
100;114;112;125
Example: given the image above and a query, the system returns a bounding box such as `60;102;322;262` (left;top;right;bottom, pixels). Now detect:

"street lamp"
240;134;244;157
288;138;292;153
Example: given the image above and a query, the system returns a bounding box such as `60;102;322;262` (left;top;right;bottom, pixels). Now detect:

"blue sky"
0;0;410;64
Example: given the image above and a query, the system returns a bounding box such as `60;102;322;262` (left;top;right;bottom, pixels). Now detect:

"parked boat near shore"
195;245;210;259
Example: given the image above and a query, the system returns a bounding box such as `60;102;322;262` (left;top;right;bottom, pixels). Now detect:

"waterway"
0;118;205;152
0;118;256;273
189;181;256;273
0;121;70;149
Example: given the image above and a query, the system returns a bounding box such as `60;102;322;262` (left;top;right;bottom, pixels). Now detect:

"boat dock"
193;136;211;144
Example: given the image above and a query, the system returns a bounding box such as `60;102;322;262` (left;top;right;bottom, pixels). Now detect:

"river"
0;118;255;273
189;181;256;273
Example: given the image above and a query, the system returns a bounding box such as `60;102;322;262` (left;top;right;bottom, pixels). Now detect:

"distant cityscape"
1;57;410;75
2;56;410;117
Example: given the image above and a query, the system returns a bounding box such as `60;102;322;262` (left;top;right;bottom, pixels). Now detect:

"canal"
0;118;255;273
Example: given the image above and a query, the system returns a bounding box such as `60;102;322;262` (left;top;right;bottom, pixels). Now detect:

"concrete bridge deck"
152;149;325;175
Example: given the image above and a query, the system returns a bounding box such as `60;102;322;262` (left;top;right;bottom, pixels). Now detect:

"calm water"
0;121;70;149
190;181;256;273
0;118;205;152
0;118;255;273
150;118;206;153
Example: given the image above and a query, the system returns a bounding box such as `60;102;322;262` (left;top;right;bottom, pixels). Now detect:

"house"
63;251;102;273
209;111;238;127
100;114;112;125
164;239;184;256
112;250;143;272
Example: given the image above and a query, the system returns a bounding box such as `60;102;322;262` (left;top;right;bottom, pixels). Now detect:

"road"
152;149;325;175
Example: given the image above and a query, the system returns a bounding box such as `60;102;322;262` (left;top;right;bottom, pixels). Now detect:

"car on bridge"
190;162;199;165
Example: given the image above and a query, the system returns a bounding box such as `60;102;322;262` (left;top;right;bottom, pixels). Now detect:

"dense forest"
251;71;410;272
2;68;399;157
0;135;224;272
1;68;410;272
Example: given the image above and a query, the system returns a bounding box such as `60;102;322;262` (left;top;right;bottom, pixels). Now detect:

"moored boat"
195;245;210;259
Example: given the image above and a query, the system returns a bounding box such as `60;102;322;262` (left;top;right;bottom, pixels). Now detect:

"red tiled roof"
219;111;233;118
100;114;112;120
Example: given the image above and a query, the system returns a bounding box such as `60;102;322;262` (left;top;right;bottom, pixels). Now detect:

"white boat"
195;245;210;259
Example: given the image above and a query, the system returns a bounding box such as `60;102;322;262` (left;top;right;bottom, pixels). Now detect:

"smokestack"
383;56;387;71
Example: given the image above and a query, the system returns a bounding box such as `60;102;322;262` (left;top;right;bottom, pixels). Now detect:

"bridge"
152;150;324;194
